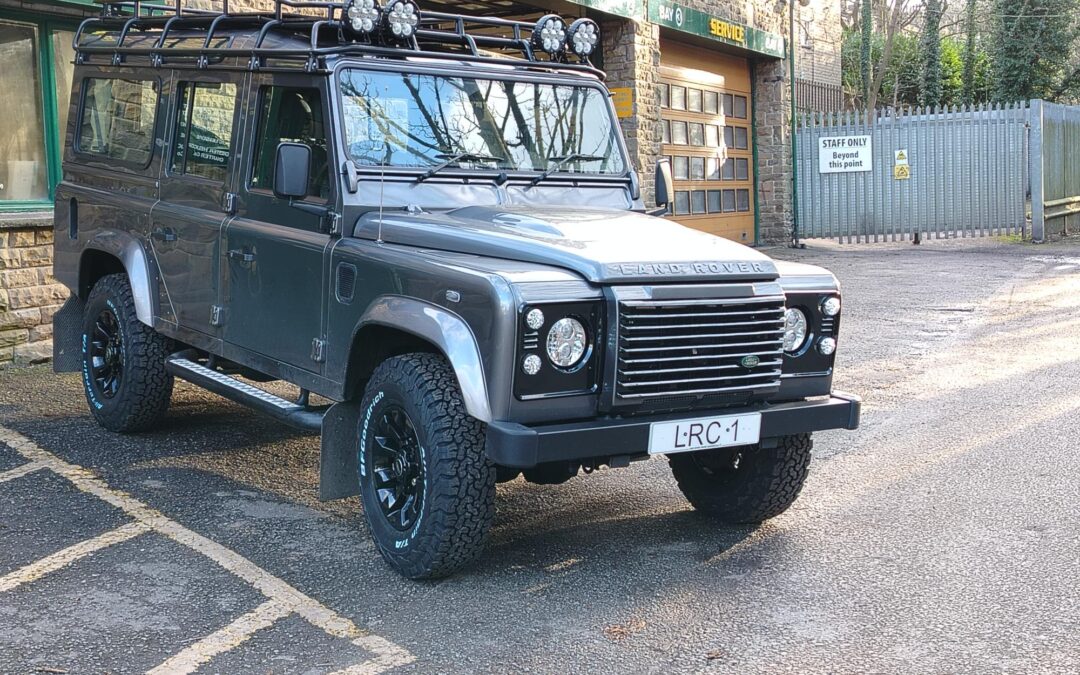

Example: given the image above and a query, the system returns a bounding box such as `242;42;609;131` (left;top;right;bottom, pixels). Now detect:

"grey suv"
52;0;859;579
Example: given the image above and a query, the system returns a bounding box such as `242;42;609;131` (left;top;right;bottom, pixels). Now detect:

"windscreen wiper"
527;153;607;188
416;152;505;182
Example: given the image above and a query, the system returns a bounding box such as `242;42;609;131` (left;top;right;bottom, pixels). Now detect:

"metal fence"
1031;101;1080;239
796;103;1032;242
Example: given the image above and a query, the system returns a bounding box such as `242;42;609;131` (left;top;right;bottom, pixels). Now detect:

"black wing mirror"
273;142;311;200
651;157;674;216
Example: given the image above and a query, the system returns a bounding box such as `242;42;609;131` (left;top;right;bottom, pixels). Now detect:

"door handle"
227;248;256;263
151;227;177;242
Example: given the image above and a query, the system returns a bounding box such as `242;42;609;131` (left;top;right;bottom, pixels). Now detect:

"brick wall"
0;216;67;366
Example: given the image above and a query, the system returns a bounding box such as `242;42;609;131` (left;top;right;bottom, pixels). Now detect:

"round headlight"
783;308;808;353
531;15;567;55
818;337;837;356
822;296;841;317
545;317;587;368
567;18;600;58
383;0;419;39
346;0;381;33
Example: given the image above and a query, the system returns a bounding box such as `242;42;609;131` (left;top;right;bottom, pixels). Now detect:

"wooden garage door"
659;41;754;243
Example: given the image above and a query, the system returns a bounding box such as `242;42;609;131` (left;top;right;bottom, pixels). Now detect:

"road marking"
0;522;150;593
0;425;414;674
147;599;292;675
0;460;44;483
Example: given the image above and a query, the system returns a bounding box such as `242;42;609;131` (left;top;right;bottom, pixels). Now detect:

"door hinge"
223;192;237;214
210;305;225;327
328;211;342;236
311;338;327;363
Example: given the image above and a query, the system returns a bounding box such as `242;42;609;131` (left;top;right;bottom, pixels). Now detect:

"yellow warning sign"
894;149;908;165
894;164;911;180
610;87;634;119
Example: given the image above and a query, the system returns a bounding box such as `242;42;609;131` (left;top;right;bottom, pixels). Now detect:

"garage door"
658;41;755;243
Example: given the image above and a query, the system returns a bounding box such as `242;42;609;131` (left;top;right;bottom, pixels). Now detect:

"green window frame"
0;10;81;212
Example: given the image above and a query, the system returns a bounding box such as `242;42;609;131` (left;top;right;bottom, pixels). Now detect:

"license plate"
648;413;761;455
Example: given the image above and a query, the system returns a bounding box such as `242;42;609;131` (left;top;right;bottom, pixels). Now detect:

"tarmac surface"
1;236;1078;673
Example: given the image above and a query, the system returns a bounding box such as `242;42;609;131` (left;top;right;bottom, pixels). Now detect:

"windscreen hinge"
311;338;327;363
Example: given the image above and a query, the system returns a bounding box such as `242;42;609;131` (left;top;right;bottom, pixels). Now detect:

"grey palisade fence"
795;101;1080;243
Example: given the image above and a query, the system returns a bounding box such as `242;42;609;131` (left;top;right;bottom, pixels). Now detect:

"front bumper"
486;391;861;468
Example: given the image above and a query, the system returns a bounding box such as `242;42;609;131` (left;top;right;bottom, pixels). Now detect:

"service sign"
818;135;873;173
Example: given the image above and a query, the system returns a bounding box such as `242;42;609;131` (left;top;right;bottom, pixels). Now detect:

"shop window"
688;122;704;146
733;95;748;119
687;88;702;112
658;83;669;108
172;81;237;182
661;120;671;144
671;120;687;145
251;86;329;200
734;127;748;149
735;158;749;181
690;157;705;181
670;85;686;110
704;91;718;115
721;158;735;181
706;125;719;148
672;156;689;180
707;157;720;181
673;190;690;215
78;78;158;165
723;126;734;148
691;190;706;214
707;190;722;213
722;189;736;212
722;94;734;116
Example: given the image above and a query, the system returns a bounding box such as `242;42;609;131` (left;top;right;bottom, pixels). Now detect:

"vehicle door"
152;72;245;341
221;74;333;373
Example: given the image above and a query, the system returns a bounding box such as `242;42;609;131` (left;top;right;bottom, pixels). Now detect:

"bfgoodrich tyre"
81;273;174;432
357;353;495;579
668;434;813;523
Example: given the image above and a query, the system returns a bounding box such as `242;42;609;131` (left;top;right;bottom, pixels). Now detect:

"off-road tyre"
668;434;813;523
81;273;174;432
357;353;495;579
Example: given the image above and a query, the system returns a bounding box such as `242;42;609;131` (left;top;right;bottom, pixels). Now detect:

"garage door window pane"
0;20;47;201
736;188;750;211
673;156;689;180
706;124;719;147
673;190;690;215
671;120;687;145
79;78;159;165
687;88;702;112
671;85;686;110
704;91;718;114
734;127;748;149
658;83;669;108
707;157;720;180
722;189;736;212
734;95;748;118
723;126;734;148
691;190;706;214
661;119;671;144
735;158;749;180
722;94;734;116
690;156;705;180
707;190;722;212
689;122;704;146
721;158;735;180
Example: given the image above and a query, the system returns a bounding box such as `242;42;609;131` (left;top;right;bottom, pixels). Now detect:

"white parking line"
0;460;44;484
0;522;150;593
147;599;292;675
0;425;415;674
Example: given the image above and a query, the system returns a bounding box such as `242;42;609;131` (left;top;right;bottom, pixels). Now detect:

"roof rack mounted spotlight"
531;14;567;56
566;18;599;59
383;0;420;40
345;0;381;34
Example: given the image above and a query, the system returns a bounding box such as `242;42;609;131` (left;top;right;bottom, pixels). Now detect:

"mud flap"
53;295;86;373
319;399;362;501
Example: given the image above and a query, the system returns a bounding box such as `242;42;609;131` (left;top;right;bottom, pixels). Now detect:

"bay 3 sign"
818;135;872;173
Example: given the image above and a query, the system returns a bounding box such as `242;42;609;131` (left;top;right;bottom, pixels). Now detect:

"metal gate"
1031;100;1080;239
796;103;1030;242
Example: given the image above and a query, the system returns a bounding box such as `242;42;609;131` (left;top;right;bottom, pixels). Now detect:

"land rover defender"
52;0;859;579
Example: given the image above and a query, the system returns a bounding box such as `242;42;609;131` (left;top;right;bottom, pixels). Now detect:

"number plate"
648;413;761;455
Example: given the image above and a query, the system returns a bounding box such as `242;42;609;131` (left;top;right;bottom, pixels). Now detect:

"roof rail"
73;0;604;77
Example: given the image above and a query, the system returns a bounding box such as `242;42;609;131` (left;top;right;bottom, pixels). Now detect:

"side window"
78;78;158;165
171;81;237;182
251;86;329;201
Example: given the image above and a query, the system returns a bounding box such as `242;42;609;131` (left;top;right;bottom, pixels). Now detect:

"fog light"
818;337;836;356
383;0;419;39
346;0;380;33
822;296;841;317
532;15;567;55
567;18;599;58
523;354;542;375
526;308;545;330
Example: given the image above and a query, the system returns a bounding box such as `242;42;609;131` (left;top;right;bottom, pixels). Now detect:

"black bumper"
485;392;861;468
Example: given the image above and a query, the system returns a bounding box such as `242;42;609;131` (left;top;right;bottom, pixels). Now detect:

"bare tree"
866;0;922;110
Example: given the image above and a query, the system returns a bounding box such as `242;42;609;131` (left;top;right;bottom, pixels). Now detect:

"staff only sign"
818;135;872;173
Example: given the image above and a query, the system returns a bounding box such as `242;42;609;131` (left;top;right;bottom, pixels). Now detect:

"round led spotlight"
522;354;542;376
526;308;545;331
818;336;837;356
532;14;567;55
782;308;809;353
822;296;841;317
546;317;587;368
567;18;600;58
346;0;381;34
383;0;420;39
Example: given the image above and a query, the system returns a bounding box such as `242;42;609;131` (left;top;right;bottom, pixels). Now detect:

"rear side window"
171;81;237;182
78;78;158;165
250;86;329;200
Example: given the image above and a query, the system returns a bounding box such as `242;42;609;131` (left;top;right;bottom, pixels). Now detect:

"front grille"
615;296;786;400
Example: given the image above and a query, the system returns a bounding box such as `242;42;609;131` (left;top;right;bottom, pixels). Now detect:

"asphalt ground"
1;236;1079;674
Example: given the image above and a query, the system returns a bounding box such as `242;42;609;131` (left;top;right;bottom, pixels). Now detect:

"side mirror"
654;157;674;210
273;142;311;200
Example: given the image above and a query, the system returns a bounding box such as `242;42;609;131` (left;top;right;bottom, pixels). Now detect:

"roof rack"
73;0;604;77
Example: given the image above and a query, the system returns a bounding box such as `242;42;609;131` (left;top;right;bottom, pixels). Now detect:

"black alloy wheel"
370;405;425;531
89;308;125;399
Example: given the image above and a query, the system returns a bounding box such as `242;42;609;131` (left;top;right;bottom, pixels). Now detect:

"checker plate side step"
165;356;325;433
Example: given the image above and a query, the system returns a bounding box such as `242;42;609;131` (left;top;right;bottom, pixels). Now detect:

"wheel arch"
78;232;156;326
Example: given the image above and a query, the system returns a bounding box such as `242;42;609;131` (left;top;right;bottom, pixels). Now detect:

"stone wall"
0;216;67;366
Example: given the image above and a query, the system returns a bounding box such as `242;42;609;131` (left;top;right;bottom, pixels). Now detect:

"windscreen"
339;69;627;175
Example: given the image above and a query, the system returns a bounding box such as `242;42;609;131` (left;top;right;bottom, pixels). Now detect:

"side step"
165;356;325;433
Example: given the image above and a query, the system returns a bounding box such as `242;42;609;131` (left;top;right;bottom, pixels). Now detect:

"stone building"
0;0;841;365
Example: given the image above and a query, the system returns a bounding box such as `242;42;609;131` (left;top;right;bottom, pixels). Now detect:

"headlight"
782;308;808;353
532;15;567;55
346;0;380;33
383;0;419;39
567;18;600;58
546;317;587;368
